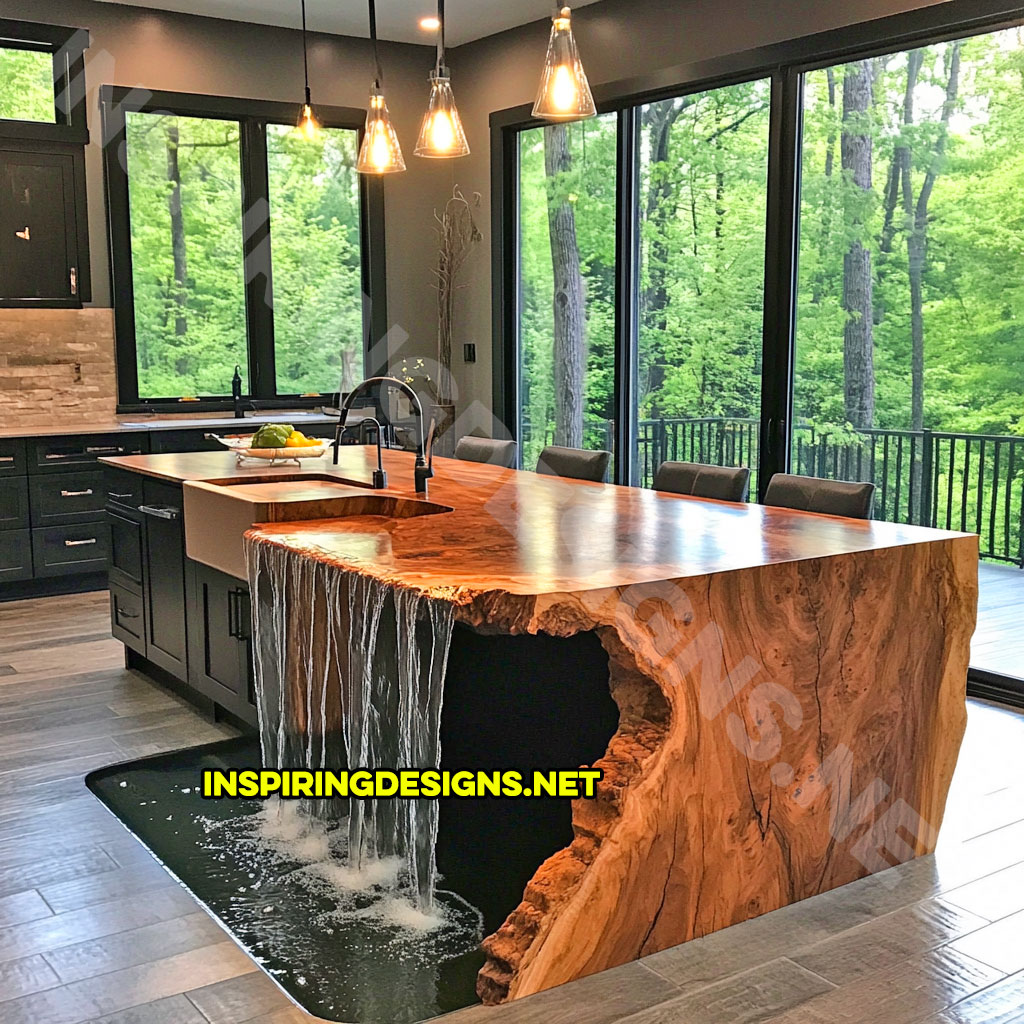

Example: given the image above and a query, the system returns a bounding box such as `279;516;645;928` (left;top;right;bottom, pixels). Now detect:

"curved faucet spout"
333;376;436;494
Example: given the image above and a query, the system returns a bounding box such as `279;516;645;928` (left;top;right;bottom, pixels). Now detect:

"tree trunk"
544;124;586;448
906;41;961;434
165;124;188;343
841;61;876;429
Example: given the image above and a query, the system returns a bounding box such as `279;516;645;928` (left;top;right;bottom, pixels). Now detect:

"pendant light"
295;0;321;140
415;0;470;158
356;0;406;173
533;6;596;121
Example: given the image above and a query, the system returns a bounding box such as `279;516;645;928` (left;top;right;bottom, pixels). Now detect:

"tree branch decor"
433;185;482;406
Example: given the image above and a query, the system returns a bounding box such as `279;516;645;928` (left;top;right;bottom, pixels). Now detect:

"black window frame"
0;18;90;143
101;86;387;412
493;0;1024;494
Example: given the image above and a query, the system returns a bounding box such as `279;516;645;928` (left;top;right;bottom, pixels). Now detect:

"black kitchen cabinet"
140;478;188;678
187;560;256;726
29;469;106;526
31;522;110;577
0;530;32;583
0;439;26;476
107;503;144;590
0;147;84;306
0;476;29;531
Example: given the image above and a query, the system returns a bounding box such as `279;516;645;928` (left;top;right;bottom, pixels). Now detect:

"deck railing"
526;417;1024;566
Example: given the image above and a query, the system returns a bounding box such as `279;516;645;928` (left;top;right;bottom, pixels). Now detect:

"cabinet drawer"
109;583;145;653
31;523;110;577
0;529;32;582
29;433;148;473
29;470;105;526
148;429;225;454
0;476;29;531
0;438;26;476
104;467;144;510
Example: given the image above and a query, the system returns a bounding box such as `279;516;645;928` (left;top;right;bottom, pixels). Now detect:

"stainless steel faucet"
333;376;435;495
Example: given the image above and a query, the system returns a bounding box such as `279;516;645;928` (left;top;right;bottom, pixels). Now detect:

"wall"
443;0;951;430
0;0;452;424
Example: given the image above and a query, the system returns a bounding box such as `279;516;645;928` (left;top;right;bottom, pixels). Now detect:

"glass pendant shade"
414;70;470;158
357;88;406;174
532;6;596;121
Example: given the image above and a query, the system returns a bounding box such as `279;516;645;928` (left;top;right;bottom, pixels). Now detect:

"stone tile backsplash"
0;309;117;427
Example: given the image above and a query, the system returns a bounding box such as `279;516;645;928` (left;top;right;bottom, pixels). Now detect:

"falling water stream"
246;537;456;911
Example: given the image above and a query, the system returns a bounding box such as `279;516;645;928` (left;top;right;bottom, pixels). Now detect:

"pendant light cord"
301;0;311;104
368;0;383;88
436;0;445;73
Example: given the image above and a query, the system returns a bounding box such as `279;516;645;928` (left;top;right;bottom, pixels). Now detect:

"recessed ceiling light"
419;15;441;30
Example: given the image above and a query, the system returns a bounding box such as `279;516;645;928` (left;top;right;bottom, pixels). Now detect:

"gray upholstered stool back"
653;461;751;502
763;473;876;520
454;436;518;469
536;445;611;482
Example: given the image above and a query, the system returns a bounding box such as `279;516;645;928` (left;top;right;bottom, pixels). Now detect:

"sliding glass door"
517;114;618;473
793;31;1024;563
506;17;1023;572
635;81;771;488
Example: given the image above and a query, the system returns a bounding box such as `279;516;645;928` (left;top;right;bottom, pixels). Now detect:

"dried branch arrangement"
433;185;482;405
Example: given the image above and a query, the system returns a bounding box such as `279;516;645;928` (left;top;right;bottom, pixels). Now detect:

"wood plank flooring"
973;563;1024;684
0;590;1021;1024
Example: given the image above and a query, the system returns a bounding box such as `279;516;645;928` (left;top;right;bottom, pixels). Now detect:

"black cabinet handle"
86;446;124;455
117;607;140;619
228;587;250;640
108;492;134;501
139;504;180;521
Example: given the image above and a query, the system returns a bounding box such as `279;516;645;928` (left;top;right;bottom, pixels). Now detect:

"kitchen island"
102;446;978;1005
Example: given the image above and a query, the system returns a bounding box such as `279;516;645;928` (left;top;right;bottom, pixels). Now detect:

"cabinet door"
108;506;144;589
141;480;187;678
29;470;105;526
0;477;29;531
187;560;256;724
0;150;79;305
0;529;32;582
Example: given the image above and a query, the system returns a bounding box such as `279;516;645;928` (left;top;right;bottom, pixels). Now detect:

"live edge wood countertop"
103;446;979;1006
103;445;975;598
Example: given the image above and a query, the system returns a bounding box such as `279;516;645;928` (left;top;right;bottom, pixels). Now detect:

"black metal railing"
524;416;1024;566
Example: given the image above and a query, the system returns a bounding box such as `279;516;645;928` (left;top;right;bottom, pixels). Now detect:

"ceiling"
92;0;605;46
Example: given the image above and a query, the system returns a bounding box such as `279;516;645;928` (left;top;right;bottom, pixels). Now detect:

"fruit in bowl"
250;423;293;449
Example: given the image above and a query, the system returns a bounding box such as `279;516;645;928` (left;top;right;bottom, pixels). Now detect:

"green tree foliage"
0;48;55;123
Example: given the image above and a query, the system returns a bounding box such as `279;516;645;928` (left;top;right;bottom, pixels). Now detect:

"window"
0;46;55;123
125;112;248;398
793;30;1024;556
266;124;365;397
517;114;618;472
103;89;381;408
635;82;770;489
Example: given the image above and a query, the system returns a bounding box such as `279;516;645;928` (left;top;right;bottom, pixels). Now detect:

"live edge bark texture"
248;527;977;1006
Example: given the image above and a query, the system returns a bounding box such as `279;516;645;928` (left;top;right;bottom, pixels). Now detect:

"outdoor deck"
974;562;1024;683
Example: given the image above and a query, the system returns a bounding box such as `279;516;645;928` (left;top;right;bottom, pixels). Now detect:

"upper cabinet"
0;147;84;306
0;20;91;308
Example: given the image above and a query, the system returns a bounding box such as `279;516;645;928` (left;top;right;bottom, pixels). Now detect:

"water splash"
246;539;455;909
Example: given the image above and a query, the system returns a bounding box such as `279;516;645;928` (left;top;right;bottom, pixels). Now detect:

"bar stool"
653;461;751;502
763;473;876;520
536;445;611;483
454;436;518;469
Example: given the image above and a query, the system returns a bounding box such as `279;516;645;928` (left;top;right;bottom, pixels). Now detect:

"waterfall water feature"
246;538;455;910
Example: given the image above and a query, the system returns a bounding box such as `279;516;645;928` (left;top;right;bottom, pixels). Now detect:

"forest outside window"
103;88;375;408
0;46;56;123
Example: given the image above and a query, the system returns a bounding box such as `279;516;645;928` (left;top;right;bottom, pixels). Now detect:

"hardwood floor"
974;563;1024;684
0;590;1021;1024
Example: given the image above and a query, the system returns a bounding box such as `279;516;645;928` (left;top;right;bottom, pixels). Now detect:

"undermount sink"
182;476;452;579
